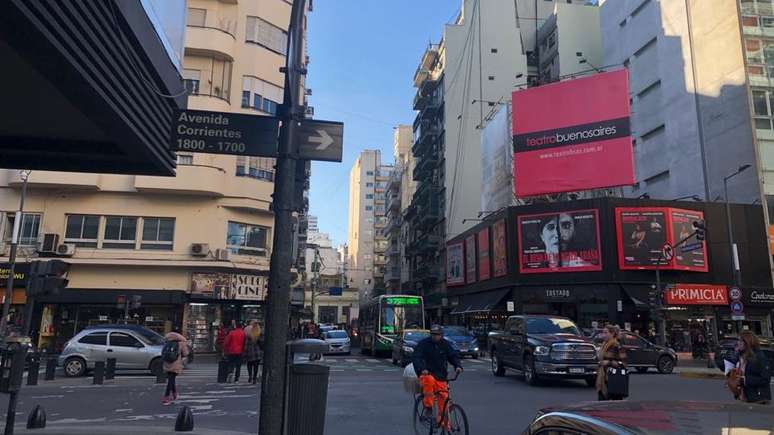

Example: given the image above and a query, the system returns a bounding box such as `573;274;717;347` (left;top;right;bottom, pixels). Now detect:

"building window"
103;216;137;249
227;221;268;256
246;16;288;55
236;156;276;181
142;218;175;250
242;76;282;114
65;214;100;248
366;194;374;199
366;171;374;176
182;69;201;95
177;154;193;165
752;88;774;129
365;206;373;211
3;212;41;246
187;8;206;27
366;182;373;187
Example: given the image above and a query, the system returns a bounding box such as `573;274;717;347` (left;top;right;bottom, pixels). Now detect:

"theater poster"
493;219;508;277
465;235;477;284
512;69;634;197
478;228;491;281
446;241;465;286
670;209;708;272
518;209;602;274
616;208;669;269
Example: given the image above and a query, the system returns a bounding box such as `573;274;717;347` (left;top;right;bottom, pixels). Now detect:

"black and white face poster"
518;210;602;273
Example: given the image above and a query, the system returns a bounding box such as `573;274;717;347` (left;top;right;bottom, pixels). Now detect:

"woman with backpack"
162;328;189;406
244;320;263;384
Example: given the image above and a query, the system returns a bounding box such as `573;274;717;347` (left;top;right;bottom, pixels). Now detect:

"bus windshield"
380;300;423;335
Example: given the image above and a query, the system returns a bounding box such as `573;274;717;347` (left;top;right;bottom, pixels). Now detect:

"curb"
678;371;726;380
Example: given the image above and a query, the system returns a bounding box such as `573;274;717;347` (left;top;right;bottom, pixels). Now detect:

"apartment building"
407;0;592;321
384;126;414;293
0;0;306;354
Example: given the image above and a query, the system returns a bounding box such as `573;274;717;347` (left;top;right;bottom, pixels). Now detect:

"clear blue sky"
306;1;460;247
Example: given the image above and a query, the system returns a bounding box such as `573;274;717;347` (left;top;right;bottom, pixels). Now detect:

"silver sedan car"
322;330;351;355
58;326;165;377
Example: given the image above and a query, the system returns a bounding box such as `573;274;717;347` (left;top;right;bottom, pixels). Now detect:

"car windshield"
325;331;348;339
526;318;581;336
134;328;165;345
404;331;429;342
443;327;468;336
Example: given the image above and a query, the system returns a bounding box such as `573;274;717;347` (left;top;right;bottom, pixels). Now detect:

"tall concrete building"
407;0;594;320
384;126;415;293
303;224;357;325
600;0;761;204
0;0;307;353
347;150;393;301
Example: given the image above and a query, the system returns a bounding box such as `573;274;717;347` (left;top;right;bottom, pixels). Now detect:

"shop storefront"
517;285;619;331
187;272;268;353
34;289;187;353
0;262;30;330
719;287;774;338
662;284;727;351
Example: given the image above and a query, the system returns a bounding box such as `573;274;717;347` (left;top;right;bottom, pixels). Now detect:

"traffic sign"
729;286;742;301
731;300;745;321
171;109;279;157
296;119;344;162
680;242;703;253
661;243;674;261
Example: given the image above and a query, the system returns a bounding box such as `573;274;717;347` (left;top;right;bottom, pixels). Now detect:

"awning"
450;289;510;315
620;284;651;310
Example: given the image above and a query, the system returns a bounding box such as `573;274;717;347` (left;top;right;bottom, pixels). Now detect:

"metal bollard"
27;359;40;386
174;406;194;432
217;359;229;383
93;361;105;385
44;358;56;381
105;358;116;380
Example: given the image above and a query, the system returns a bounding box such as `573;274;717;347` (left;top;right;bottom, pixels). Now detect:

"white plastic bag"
402;363;420;394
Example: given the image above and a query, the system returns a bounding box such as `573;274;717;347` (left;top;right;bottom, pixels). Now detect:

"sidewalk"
15;425;253;435
674;353;726;380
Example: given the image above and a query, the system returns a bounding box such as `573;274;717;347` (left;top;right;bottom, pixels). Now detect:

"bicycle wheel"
413;394;434;435
444;404;469;435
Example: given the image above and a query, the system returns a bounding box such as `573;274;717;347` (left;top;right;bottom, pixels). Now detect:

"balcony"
413;44;440;87
413;154;439;181
386;193;401;212
134;164;226;197
185;23;237;62
384;266;402;282
386;242;400;256
5;170;102;190
408;234;440;256
387;216;403;234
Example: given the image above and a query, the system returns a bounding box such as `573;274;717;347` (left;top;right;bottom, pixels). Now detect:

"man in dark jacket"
413;325;463;418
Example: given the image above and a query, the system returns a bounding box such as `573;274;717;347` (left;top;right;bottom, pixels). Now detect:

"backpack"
162;340;180;363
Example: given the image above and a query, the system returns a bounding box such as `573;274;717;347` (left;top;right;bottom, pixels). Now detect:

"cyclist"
413;324;463;420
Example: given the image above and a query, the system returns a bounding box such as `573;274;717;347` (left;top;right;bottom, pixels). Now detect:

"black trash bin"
285;339;330;435
287;364;329;435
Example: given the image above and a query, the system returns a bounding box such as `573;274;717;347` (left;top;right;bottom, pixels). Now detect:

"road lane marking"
345;359;359;363
114;409;133;413
366;359;380;363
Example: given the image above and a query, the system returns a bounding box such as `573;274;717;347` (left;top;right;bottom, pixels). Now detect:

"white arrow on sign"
309;129;334;150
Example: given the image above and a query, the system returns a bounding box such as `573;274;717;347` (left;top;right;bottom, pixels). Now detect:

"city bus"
359;295;425;356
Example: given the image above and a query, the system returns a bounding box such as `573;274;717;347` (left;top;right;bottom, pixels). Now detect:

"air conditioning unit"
40;234;59;253
56;243;76;257
190;243;209;257
215;249;230;261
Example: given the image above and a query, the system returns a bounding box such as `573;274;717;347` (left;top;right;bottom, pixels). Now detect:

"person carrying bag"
596;324;628;401
726;331;771;405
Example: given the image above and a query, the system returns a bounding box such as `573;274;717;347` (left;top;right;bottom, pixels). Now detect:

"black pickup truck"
489;315;598;387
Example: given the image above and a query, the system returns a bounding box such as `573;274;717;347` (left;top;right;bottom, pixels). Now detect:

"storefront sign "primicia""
665;284;728;305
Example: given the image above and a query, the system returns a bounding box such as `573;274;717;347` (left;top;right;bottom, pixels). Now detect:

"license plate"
569;367;585;374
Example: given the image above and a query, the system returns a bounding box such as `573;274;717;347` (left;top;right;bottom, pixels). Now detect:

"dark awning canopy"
450;289;510;315
620;284;651;310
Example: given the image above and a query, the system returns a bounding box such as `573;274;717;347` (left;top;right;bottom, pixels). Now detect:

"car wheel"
523;355;540;386
657;356;675;374
636;367;649;374
491;352;505;377
392;355;398;365
150;358;163;377
585;376;596;387
472;353;479;360
64;357;86;377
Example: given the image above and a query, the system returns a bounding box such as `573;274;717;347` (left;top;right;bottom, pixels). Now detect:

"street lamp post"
724;164;751;333
1;170;31;337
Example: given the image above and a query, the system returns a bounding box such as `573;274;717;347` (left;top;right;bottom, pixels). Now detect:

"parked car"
322;329;351;355
521;400;774;435
442;326;480;358
713;335;774;372
489;315;598;386
590;330;677;374
391;329;430;366
58;326;165;377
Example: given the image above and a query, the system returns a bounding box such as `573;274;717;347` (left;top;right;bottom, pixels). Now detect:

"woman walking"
734;330;772;404
162;328;189;406
244;320;264;384
595;324;627;401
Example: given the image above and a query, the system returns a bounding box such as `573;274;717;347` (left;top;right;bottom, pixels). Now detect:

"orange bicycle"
412;372;469;435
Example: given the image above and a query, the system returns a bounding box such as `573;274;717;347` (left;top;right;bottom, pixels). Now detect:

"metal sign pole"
1;171;30;337
258;1;306;434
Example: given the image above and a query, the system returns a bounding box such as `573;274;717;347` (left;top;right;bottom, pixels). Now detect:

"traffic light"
648;285;662;308
693;220;706;240
27;260;69;296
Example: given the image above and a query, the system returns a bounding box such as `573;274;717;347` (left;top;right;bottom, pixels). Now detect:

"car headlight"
534;345;550;356
403;346;414;353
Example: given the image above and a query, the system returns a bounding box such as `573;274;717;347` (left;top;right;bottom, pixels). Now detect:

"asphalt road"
0;353;738;434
